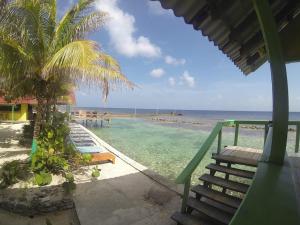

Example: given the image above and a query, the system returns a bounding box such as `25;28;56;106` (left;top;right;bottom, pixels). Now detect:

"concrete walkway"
73;125;181;225
0;122;29;166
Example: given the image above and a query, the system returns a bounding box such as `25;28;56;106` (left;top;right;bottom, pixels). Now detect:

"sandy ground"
73;125;181;225
0;123;80;225
0;122;182;225
74;157;180;225
0;122;30;166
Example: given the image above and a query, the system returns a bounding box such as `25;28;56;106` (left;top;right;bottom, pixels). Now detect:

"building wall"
0;104;28;121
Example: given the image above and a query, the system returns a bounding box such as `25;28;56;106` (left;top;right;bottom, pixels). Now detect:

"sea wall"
0;184;74;216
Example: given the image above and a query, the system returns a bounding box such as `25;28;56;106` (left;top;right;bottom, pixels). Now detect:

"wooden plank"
91;152;115;164
199;174;249;194
206;164;255;179
201;197;236;215
221;148;232;156
224;146;262;153
192;185;241;209
212;154;258;167
187;197;232;224
230;160;299;225
171;211;214;225
253;153;262;161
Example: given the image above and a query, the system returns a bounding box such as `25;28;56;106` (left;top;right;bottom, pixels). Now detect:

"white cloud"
180;71;195;88
150;68;165;78
168;77;176;86
165;55;186;66
147;1;172;16
96;0;161;58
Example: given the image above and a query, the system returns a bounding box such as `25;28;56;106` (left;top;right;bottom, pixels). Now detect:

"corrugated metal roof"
154;0;300;75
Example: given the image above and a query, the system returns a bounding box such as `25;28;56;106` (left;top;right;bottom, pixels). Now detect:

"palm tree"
0;0;132;151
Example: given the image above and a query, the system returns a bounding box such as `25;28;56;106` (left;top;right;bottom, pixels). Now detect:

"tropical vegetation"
0;0;132;148
0;0;131;187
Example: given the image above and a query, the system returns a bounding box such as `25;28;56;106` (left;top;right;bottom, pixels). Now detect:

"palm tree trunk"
31;97;44;155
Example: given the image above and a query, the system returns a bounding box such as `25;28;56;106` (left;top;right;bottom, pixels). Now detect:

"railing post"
264;123;269;146
234;123;239;146
11;104;15;121
217;128;222;154
181;175;191;213
295;124;300;153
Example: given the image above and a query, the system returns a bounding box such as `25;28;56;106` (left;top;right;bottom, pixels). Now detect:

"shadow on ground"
0;127;20;148
74;169;180;225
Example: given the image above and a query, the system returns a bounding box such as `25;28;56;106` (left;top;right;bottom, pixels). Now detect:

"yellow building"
0;97;34;121
0;95;75;121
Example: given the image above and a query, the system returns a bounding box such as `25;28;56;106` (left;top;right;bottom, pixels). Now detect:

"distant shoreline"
71;111;297;133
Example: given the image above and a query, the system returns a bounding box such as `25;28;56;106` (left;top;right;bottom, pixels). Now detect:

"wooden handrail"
177;119;300;213
176;121;227;184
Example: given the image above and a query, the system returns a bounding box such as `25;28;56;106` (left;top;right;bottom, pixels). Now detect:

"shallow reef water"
89;118;297;184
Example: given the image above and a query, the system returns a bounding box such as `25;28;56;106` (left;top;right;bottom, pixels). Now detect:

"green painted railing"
177;119;300;213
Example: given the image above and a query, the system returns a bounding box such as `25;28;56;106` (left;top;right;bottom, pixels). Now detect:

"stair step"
212;154;258;167
199;174;249;194
201;197;236;215
187;197;232;224
171;211;215;225
206;163;255;179
192;185;241;209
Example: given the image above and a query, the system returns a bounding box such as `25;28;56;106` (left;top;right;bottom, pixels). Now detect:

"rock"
0;184;74;216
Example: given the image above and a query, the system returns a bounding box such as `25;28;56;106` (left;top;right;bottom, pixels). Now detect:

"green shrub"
91;166;100;178
1;111;95;188
0;160;30;189
34;171;52;186
31;111;91;186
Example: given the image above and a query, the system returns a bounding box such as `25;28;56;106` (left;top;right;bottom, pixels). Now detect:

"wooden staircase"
172;152;258;225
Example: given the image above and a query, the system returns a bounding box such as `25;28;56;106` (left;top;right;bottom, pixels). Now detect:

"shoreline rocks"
0;184;74;216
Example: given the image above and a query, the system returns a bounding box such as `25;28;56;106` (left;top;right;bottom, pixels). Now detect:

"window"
0;104;21;112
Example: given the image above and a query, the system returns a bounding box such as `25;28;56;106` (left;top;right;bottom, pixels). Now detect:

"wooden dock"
71;111;112;128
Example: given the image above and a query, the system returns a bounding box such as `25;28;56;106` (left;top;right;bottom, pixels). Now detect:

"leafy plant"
31;111;91;186
91;166;100;178
0;160;30;189
0;0;133;148
34;171;52;186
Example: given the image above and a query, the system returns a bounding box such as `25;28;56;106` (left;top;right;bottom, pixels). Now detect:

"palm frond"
0;0;133;102
52;0;95;49
72;11;107;40
43;40;133;99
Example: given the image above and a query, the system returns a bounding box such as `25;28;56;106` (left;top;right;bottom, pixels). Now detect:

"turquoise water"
89;118;297;184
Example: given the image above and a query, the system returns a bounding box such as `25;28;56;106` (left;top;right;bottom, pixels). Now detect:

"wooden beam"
252;0;289;164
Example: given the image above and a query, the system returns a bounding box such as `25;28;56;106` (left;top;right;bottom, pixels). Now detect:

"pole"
252;0;289;164
11;104;15;121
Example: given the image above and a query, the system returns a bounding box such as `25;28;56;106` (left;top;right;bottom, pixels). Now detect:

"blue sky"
60;0;300;111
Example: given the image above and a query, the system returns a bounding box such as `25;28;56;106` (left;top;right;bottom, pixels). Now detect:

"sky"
60;0;300;111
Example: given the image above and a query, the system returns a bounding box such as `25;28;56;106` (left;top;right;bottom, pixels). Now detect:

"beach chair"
68;128;115;164
77;146;115;164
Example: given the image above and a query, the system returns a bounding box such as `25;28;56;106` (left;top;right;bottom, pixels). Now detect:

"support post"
11;104;15;121
234;123;239;146
66;104;71;121
264;123;269;146
295;125;300;153
181;175;191;213
252;0;289;164
217;129;222;154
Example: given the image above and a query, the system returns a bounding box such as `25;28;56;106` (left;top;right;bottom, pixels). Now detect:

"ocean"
73;107;300;183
